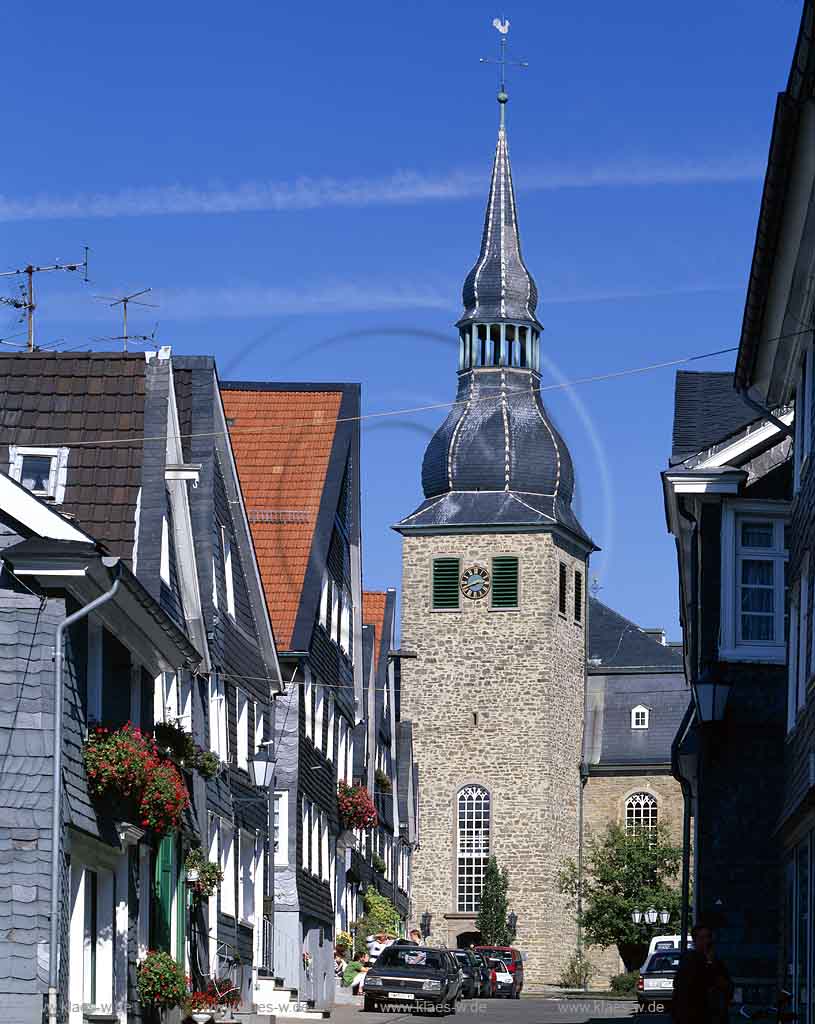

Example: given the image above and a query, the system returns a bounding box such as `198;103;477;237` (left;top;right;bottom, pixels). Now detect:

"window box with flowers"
137;949;187;1010
337;781;378;832
84;723;189;835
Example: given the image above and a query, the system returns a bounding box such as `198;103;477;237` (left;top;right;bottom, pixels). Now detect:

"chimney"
643;628;666;646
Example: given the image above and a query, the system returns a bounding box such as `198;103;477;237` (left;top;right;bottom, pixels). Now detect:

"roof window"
631;705;650;730
9;446;69;503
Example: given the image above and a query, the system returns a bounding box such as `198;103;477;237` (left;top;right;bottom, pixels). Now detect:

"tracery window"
457;785;490;912
625;792;658;836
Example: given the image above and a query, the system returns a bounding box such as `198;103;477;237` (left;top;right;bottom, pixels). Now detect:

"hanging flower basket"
374;768;392;794
139;759;189;835
84;723;156;801
338;782;378;831
153;719;197;767
185;848;224;899
137;950;187;1009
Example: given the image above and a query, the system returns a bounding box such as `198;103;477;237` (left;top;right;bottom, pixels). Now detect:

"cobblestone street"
327;996;657;1024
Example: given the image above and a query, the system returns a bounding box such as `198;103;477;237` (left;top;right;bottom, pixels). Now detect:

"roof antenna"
479;16;528;127
92;288;158;352
0;246;90;352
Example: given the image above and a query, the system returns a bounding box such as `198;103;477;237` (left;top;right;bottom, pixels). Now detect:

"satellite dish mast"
0;247;90;352
92;288;158;352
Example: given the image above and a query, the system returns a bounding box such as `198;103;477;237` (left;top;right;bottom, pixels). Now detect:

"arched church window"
457;785;491;913
625;792;658;836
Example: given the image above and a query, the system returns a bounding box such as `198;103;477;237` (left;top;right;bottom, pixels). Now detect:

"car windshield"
648;955;680;973
482;950;512;962
489;959;509;972
377;948;444;970
453;952;472;963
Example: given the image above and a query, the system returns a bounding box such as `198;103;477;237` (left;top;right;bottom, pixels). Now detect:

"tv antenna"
0;247;90;352
92;288;158;352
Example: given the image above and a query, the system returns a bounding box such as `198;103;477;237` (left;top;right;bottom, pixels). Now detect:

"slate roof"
584;597;688;769
0;352;146;561
588;597;684;670
670;371;757;465
220;383;343;650
458;121;540;329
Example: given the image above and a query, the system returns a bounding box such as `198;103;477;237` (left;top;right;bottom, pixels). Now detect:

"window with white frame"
301;799;311;871
456;785;490;913
347;734;354;785
338;718;347;777
304;672;313;741
236;689;249;770
254;704;264;754
326;695;335;762
160;517;171;585
321;811;329;883
311;800;320;874
631;705;649;730
331;585;340;645
238;831;256;925
154;671;178;724
720;506;789;662
314;684;324;752
8;445;69;503
221;525;236;618
340;593;350;654
319;573;329;629
798;552;811;714
86;617;103;724
789;553;813;730
209;673;228;761
794;344;814;493
625;792;658;836
212;557;219;610
274;791;288;866
220;823;236;916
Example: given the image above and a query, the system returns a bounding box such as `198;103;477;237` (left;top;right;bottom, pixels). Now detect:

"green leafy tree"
476;857;511;945
558;823;682;972
350;887;402;955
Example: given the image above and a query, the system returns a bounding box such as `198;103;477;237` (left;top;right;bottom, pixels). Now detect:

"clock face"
460;564;490;600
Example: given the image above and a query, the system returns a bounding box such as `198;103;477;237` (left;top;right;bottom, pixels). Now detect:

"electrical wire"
13;340;766;451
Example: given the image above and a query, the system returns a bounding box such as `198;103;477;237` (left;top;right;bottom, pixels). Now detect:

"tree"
558;823;683;972
476;857;511;945
350;887;402;956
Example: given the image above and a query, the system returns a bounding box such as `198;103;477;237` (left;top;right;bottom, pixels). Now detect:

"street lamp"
249;750;276;789
693;663;731;723
507;912;518;939
420;911;432;939
659;910;671;926
645;908;658;925
631;909;643;925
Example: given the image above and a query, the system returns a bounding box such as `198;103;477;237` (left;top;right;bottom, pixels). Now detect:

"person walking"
672;923;734;1024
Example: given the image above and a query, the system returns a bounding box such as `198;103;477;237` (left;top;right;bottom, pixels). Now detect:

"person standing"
672;924;734;1024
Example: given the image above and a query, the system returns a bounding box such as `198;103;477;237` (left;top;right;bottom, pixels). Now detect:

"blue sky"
0;0;804;636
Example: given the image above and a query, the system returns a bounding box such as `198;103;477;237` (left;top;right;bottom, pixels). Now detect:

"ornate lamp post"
507;911;518;940
420;911;432;939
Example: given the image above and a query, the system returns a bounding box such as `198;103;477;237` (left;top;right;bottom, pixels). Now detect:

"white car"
489;958;514;998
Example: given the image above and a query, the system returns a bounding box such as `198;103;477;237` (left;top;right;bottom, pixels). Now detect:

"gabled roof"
0;352;146;560
221;381;355;651
588;597;683;671
363;589;395;681
670;371;758;465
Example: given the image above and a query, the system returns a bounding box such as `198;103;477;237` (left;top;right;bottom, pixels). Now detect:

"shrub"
137;950;187;1008
337;782;378;831
336;930;353;954
139;759;189;834
374;768;392;793
185;847;224;899
610;970;639;995
559;950;592;989
371;852;387;874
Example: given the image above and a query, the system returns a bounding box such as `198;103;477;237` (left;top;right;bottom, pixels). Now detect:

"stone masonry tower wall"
399;531;587;989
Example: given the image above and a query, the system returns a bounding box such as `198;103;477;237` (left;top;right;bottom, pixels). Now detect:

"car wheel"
363;996;377;1012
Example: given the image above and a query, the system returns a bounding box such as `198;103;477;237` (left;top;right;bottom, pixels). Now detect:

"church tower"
395;47;594;987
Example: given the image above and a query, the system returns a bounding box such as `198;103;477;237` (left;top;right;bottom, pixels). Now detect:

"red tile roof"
222;387;342;650
363;590;388;663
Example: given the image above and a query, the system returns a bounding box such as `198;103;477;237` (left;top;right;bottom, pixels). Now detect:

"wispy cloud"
0;156;763;223
46;279;740;323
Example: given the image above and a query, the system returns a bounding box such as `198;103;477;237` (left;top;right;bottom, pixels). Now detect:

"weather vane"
479;16;528;124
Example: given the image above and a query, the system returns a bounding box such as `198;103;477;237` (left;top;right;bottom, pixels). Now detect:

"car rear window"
377;948;444;970
648;955;680;973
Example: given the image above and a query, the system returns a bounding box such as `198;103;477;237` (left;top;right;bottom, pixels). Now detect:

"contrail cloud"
0;156;763;223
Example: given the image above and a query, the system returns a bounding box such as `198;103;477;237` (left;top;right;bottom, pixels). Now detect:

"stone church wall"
400;530;588;989
581;773;686;985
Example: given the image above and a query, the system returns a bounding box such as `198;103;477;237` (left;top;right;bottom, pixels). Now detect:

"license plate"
388;993;415;1000
646;980;673;989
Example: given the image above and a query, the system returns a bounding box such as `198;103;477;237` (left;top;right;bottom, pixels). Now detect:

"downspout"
577;759;588;986
48;578;121;1024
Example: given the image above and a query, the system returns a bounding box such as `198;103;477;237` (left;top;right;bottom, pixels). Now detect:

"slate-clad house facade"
662;369;791;1007
0;351;281;1023
221;382;364;1008
728;2;815;1015
582;597;688;981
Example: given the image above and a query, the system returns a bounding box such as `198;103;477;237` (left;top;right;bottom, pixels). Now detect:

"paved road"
329;996;664;1024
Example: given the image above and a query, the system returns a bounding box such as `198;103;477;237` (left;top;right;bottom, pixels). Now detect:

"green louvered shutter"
432;558;460;609
154;834;174;953
491;556;519;608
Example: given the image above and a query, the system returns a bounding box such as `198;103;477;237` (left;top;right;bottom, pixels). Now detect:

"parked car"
362;945;462;1013
475;946;524;998
473;952;495;997
452;949;482;998
647;935;693;958
488;957;515;998
637;951;681;1010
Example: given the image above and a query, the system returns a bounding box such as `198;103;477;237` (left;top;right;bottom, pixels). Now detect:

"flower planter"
191;1014;213;1024
337;782;378;831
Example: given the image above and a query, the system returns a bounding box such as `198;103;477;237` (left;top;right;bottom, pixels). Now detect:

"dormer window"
9;446;69;503
631;705;650;729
